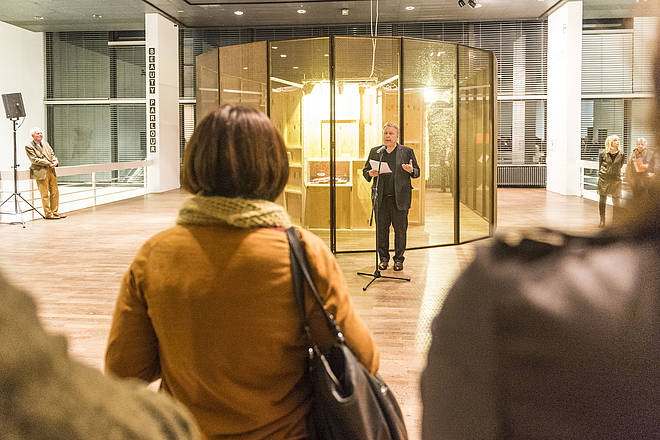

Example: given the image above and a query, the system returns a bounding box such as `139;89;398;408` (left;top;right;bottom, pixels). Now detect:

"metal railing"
0;160;149;223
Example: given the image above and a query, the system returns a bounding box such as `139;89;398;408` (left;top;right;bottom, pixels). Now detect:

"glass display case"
196;37;496;252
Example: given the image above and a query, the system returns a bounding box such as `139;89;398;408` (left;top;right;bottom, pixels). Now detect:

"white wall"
546;1;582;196
145;13;180;193
0;21;44;172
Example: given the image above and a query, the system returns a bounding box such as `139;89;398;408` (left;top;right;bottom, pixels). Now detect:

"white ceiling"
0;0;657;32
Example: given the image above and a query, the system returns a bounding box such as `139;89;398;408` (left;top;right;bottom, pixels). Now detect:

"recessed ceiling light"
177;10;184;13
92;14;102;19
341;8;350;15
34;15;44;20
272;46;278;49
293;66;299;69
324;54;329;57
405;6;415;10
234;10;244;15
280;54;287;58
297;9;306;14
243;66;248;70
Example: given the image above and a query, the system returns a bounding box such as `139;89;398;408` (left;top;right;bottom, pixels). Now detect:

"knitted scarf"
176;194;292;229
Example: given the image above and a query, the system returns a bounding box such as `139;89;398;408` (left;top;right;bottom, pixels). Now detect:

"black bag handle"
286;227;345;344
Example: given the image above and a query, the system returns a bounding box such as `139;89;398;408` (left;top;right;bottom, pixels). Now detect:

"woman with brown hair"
105;104;379;439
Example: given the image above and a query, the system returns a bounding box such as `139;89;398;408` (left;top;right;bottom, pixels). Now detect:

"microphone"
376;145;386;154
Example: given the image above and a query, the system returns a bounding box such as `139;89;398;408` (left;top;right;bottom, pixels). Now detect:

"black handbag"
286;227;408;440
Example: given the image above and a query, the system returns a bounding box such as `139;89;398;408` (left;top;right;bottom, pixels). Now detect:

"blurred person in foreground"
0;271;199;439
421;40;660;440
105;104;379;440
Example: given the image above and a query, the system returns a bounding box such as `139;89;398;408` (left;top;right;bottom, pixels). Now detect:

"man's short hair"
182;104;289;201
383;122;399;134
30;127;43;136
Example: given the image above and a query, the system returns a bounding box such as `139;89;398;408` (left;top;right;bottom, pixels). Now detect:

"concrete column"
145;13;180;193
546;1;582;195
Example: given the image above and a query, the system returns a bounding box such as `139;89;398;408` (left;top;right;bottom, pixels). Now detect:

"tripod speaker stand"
0;93;44;227
357;147;411;291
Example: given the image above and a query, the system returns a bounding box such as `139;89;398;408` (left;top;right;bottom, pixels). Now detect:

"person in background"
597;134;624;227
627;137;656;202
0;271;200;439
362;122;421;272
420;37;660;440
105;104;378;440
25;127;66;219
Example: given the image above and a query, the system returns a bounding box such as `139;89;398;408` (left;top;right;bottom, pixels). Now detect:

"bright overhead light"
405;6;415;10
234;10;244;15
34;15;44;20
324;54;329;57
293;66;299;69
92;14;102;19
243;66;248;70
297;9;306;14
341;8;350;15
272;46;278;49
280;54;287;58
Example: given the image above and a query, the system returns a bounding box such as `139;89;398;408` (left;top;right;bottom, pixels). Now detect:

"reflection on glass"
459;46;493;242
219;42;267;113
403;39;457;248
195;49;219;122
269;38;330;242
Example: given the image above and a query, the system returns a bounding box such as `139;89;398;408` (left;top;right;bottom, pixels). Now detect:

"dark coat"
421;224;660;440
362;144;420;211
598;149;624;197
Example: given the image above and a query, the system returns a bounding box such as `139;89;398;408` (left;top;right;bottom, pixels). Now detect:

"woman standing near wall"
598;134;624;227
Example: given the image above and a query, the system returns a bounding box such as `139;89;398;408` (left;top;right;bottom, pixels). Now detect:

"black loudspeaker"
2;93;26;119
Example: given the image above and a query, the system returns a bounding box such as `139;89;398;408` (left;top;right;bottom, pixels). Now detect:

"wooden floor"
0;188;603;439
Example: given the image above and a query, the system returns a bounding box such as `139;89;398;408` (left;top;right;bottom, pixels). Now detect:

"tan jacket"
106;225;379;440
25;139;57;180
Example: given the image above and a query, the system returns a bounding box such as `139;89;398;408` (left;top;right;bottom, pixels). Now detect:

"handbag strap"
286;227;345;344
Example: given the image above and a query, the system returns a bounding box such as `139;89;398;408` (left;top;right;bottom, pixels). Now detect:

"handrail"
0;160;150;181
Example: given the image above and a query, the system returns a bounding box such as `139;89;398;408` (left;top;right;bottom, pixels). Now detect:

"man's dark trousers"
377;194;408;264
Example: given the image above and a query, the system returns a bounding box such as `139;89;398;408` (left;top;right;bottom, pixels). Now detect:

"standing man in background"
25;127;66;219
363;122;420;271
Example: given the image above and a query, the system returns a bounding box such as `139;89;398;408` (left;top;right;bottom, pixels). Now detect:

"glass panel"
219;41;268;114
458;46;493;242
403;39;457;247
112;45;146;98
333;36;400;252
270;38;330;242
195;49;219;123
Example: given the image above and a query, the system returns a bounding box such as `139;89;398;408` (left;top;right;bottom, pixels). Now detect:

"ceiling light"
293;66;299;69
297;9;306;13
324;54;329;57
272;46;278;49
34;16;44;20
92;14;102;19
234;10;244;15
280;54;287;58
177;10;184;13
341;8;350;15
467;0;477;7
243;67;248;70
458;0;465;7
405;6;415;10
474;3;482;7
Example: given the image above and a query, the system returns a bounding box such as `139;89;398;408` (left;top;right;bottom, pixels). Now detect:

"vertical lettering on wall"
148;47;157;153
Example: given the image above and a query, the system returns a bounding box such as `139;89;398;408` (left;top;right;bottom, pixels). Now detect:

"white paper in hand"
369;159;392;174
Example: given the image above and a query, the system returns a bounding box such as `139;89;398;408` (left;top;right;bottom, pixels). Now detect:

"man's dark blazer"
362;143;420;211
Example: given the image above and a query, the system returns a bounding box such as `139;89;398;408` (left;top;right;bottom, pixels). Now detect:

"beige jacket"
106;225;379;440
25;139;57;180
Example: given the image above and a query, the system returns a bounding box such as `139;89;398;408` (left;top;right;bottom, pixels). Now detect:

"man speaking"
363;122;420;271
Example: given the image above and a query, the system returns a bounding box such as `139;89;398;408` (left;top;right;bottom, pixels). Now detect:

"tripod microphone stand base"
357;269;411;291
0;193;44;228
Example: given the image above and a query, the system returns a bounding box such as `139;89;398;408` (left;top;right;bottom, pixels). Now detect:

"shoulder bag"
286;227;408;440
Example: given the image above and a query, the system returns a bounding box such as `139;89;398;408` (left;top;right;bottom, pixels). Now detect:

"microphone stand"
0;118;44;227
358;146;410;291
